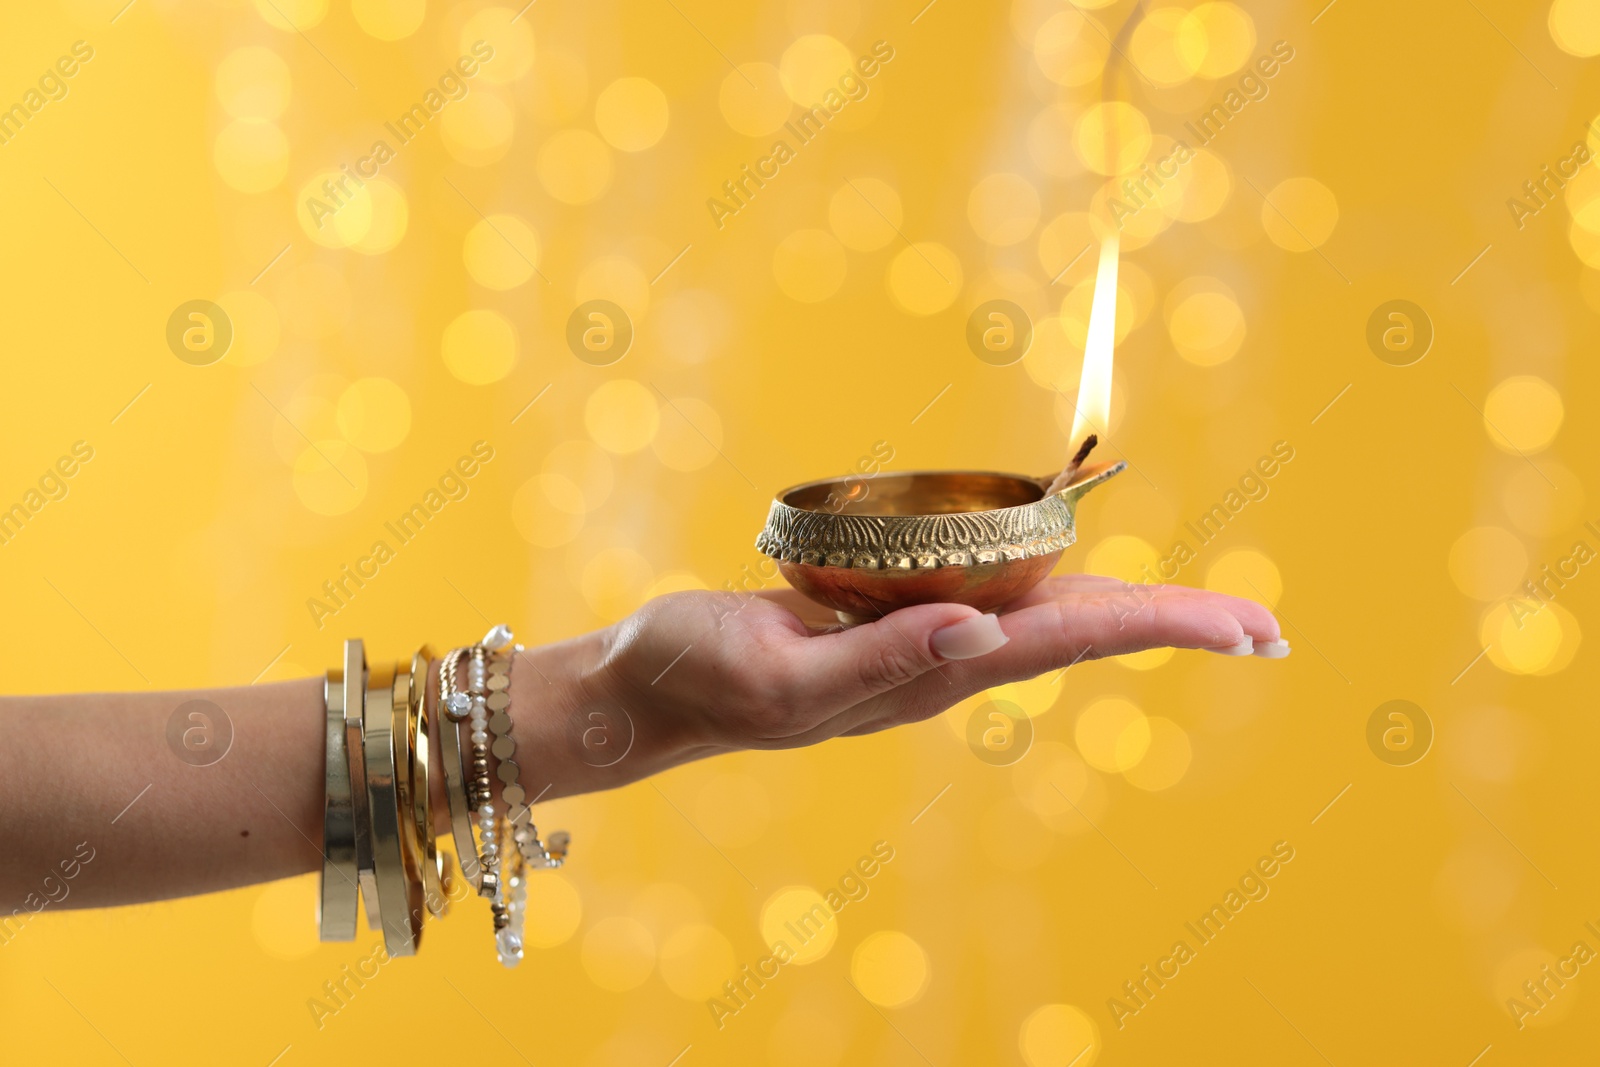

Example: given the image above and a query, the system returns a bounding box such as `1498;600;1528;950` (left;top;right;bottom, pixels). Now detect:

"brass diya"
756;459;1126;619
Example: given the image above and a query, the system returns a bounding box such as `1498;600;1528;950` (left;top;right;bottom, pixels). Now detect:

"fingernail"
1253;639;1291;659
1206;636;1256;656
931;614;1009;660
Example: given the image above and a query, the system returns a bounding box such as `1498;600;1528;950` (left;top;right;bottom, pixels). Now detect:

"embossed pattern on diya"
756;462;1125;618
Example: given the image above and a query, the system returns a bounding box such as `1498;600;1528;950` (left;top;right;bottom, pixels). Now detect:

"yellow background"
3;0;1598;1063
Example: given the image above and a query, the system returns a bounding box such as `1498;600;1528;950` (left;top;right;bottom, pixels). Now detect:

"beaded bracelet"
322;628;566;962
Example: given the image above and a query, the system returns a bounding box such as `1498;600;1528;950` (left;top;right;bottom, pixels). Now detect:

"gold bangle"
404;646;445;918
364;659;419;956
343;640;381;932
319;665;358;941
438;648;482;891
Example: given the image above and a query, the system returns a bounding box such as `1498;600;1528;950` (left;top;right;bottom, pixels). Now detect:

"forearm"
0;627;680;913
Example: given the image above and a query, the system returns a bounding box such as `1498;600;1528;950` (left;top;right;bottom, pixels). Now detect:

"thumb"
788;603;1010;712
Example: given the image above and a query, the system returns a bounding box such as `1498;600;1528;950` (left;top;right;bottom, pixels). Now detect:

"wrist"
425;628;686;818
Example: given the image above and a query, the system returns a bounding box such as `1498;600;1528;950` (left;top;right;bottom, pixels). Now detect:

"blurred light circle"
272;391;340;463
576;254;651;318
968;172;1041;245
581;546;654;621
779;34;852;105
1074;102;1151;175
216;290;280;367
461;8;536;83
718;62;793;136
1175;149;1232;222
1482;376;1563;454
694;772;771;847
886;242;963;315
252;877;320;961
773;229;848;302
254;0;328;30
1123;717;1192;790
296;171;371;248
541;439;613;515
441;309;518;384
1028;103;1087;177
1116;646;1175;671
1075;696;1150;773
336;377;411;452
1500;461;1584;538
1180;2;1257;77
537;129;613;204
1550;0;1600;56
1020;1003;1100;1067
653;397;725;472
1166;277;1246;366
1084;535;1157;583
1092;178;1172;251
595;76;669;151
585;379;660;454
1032;12;1109;86
658;924;737;1000
645;571;710;599
1483;600;1580;676
464;214;540;290
1130;7;1197;86
512;477;585;547
440;91;515;166
523;872;582;947
1205;547;1282;605
350;178;408;254
1570;218;1600;269
829;178;903;251
1563;164;1600;233
1261;177;1339;251
580;916;657;991
851;931;930;1008
216;46;290;119
292;441;368;515
213;120;289;193
760;886;837;964
1448;527;1528;601
351;0;425;39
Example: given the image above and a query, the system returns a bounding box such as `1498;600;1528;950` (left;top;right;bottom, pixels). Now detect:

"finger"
1011;575;1283;645
771;602;1010;719
827;590;1270;738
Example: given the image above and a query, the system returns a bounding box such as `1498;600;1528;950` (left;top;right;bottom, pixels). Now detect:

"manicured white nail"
1206;636;1256;656
1253;639;1291;659
931;614;1009;660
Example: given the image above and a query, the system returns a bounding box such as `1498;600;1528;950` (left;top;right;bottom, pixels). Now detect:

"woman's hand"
529;575;1287;798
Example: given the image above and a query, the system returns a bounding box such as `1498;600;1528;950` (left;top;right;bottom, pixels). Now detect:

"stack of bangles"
318;624;569;967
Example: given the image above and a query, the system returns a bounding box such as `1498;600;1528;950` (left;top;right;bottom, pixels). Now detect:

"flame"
1069;233;1118;446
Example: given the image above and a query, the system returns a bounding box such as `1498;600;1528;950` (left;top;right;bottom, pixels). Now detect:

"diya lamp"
757;235;1129;623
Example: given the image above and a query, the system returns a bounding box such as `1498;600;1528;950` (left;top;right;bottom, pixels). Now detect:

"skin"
0;578;1281;914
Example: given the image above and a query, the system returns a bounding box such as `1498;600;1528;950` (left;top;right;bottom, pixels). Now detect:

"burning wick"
1045;233;1119;497
1044;434;1099;497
